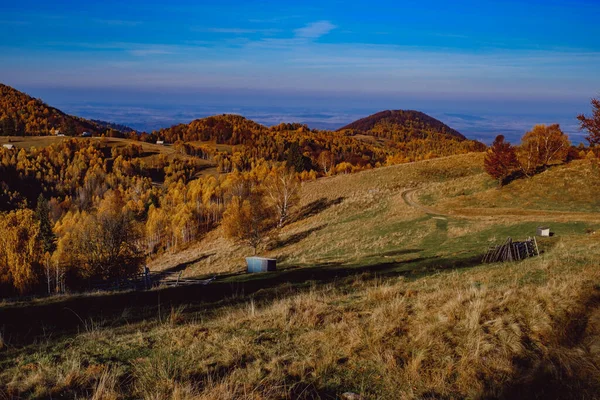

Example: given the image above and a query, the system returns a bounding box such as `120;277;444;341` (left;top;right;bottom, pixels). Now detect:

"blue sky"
1;0;599;137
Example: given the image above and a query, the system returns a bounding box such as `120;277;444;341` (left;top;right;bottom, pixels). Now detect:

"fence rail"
90;270;215;291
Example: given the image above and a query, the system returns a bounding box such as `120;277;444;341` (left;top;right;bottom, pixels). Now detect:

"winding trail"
401;188;600;223
401;188;448;219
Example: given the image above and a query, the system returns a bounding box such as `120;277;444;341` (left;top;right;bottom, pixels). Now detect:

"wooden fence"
90;270;215;292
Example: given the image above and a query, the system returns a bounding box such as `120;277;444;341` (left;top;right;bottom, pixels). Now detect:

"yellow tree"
517;124;570;176
146;204;171;252
82;190;145;280
55;191;145;281
222;193;274;254
0;209;43;294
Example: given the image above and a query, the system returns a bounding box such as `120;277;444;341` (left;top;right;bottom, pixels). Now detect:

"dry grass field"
2;153;600;399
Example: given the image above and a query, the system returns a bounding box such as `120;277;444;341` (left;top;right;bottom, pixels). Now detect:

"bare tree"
318;150;335;175
265;166;300;228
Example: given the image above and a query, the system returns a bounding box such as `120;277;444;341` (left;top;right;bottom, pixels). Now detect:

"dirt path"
401;188;448;218
401;188;600;223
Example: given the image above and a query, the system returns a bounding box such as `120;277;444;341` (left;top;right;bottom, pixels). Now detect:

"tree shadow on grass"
366;249;424;258
158;253;216;275
0;252;485;347
267;225;326;250
290;197;344;224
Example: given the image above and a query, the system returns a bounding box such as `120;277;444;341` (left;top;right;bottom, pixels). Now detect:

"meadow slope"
2;153;600;399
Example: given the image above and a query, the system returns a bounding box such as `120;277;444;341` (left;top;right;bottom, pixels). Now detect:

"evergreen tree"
35;194;56;254
1;116;16;136
63;119;77;137
286;142;308;172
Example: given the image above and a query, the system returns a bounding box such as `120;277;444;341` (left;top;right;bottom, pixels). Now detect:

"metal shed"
246;257;277;273
537;226;550;237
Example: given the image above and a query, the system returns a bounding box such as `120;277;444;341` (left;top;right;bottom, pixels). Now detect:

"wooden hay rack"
482;236;539;264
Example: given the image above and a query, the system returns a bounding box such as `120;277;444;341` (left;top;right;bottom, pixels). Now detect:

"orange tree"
484;135;518;186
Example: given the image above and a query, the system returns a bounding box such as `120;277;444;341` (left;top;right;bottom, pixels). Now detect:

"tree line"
0;138;303;297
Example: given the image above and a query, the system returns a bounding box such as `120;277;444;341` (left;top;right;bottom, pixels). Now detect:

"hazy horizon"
3;0;599;143
9;84;588;144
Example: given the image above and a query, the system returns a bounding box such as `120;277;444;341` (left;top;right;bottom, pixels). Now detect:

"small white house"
156;140;165;145
81;132;92;137
537;226;551;237
2;144;14;150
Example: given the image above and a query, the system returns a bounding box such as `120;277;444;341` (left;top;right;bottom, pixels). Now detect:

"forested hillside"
0;137;227;296
0;84;114;136
339;109;467;140
0;84;485;173
153;113;485;173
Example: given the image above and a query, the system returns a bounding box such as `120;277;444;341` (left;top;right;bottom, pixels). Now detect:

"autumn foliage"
577;97;600;146
484;124;572;184
152;112;485;175
0;84;115;136
3;84;584;298
0;209;43;294
484;135;519;186
517;124;570;176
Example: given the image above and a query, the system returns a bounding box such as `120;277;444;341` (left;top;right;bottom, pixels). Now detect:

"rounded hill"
339;109;467;141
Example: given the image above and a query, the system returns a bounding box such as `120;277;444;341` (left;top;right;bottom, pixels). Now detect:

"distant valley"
51;101;584;144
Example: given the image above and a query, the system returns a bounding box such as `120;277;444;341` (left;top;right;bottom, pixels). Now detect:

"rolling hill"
339;109;467;141
153;111;484;173
1;84;485;173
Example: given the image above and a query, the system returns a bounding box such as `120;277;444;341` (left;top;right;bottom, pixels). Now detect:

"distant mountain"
339;110;467;141
91;119;137;133
0;84;104;136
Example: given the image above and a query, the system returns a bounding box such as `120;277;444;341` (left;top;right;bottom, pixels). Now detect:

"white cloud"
128;48;174;57
294;21;336;39
94;19;142;27
193;27;281;34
